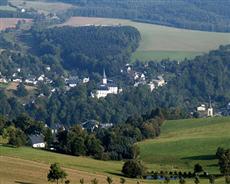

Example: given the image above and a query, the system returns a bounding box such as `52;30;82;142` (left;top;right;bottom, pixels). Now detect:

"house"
66;76;79;88
91;70;121;99
25;75;37;85
82;77;90;83
152;75;166;87
37;74;45;81
29;135;46;148
81;120;100;132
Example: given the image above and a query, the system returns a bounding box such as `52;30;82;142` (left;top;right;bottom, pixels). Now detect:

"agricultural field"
138;117;230;174
0;18;32;31
61;17;230;62
9;0;75;14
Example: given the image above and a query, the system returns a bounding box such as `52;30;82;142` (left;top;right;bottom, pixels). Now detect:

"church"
91;70;121;99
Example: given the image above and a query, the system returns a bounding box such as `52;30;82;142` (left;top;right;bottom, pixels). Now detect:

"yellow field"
0;18;32;31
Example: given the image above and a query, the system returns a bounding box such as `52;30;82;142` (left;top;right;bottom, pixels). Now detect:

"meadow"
0;117;229;183
61;16;230;62
0;18;32;31
138;117;230;174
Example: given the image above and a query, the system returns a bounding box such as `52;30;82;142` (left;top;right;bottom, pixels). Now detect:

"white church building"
91;70;121;99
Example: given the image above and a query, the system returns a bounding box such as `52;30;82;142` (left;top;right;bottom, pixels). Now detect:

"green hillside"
138;117;230;173
62;17;230;62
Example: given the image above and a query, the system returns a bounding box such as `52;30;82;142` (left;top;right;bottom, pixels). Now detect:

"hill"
61;16;230;62
138;117;230;174
0;145;226;184
59;0;230;33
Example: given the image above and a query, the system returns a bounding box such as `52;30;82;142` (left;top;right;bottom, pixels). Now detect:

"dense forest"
58;0;230;32
30;26;140;75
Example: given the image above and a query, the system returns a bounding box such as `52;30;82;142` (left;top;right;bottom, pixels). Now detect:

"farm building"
29;135;46;148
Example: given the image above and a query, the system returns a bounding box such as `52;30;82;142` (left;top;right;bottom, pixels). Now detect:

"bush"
122;160;146;178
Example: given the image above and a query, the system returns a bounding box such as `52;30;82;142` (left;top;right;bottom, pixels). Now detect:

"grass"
0;146;226;184
0;117;229;183
61;16;230;62
0;5;17;11
131;50;204;62
9;0;74;14
138;117;230;174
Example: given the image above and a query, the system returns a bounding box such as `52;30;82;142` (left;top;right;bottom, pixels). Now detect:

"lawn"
138;117;230;174
61;16;230;62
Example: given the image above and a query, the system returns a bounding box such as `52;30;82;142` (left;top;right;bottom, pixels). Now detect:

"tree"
225;176;230;184
120;178;126;184
15;83;28;97
6;126;26;147
47;163;67;184
179;178;186;184
209;175;215;184
122;160;146;178
194;164;203;174
106;176;113;184
218;149;230;176
164;176;170;184
194;176;200;184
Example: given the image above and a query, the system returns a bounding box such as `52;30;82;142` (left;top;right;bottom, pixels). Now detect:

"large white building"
91;70;120;99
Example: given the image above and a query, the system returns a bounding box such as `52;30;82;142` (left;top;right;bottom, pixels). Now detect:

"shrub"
122;159;146;178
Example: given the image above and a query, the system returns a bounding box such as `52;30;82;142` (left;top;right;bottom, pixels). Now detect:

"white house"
83;77;90;83
29;135;46;148
197;104;206;111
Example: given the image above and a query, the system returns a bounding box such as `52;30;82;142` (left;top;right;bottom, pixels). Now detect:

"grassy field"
138;117;230;174
9;0;74;14
61;17;230;62
0;117;229;183
0;146;225;184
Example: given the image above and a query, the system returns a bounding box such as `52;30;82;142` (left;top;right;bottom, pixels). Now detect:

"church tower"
207;96;214;117
102;69;107;85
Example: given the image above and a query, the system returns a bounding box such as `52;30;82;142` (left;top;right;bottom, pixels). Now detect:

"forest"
58;0;230;32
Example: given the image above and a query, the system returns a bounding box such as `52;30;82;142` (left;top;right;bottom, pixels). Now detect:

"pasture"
0;146;226;184
138;117;230;174
61;16;230;62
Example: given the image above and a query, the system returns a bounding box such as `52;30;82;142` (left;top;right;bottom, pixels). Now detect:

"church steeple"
102;69;107;84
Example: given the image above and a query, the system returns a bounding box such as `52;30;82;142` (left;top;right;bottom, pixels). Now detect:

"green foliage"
15;83;28;97
122;159;146;178
62;0;230;32
209;175;215;184
7;126;27;147
218;148;230;176
47;163;67;184
194;164;203;174
194;176;200;184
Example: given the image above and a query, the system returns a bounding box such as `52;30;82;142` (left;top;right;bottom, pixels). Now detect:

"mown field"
138;117;230;174
61;16;230;62
0;117;229;183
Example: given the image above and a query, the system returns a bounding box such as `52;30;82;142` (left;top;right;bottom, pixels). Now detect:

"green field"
62;17;230;62
138;117;230;174
0;117;229;183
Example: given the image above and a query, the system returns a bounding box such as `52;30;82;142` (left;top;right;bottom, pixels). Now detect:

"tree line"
59;0;230;32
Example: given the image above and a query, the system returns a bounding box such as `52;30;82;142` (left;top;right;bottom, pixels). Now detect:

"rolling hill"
61;17;230;62
138;117;230;174
0;117;229;184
